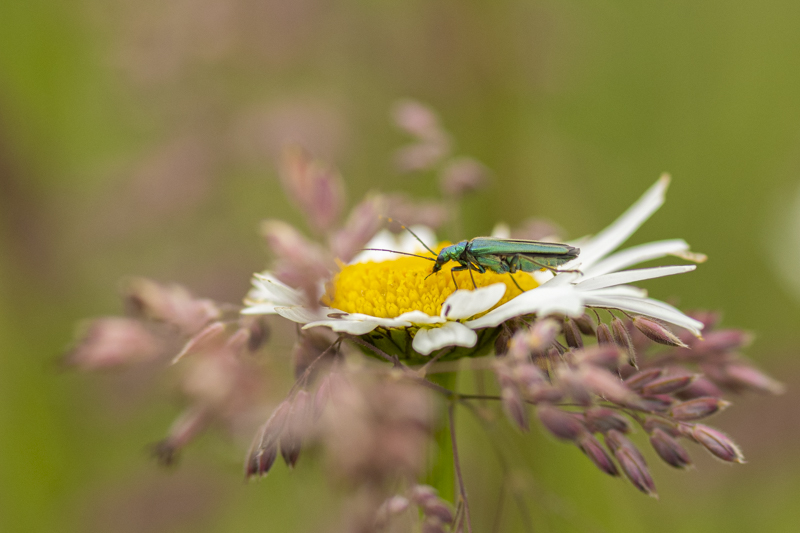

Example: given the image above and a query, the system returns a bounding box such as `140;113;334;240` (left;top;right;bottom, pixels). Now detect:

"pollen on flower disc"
323;244;538;318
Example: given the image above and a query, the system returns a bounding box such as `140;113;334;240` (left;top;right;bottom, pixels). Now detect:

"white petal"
531;270;554;284
302;318;383;335
441;283;507;320
465;286;584;329
351;226;438;264
298;308;447;335
274;306;331;324
581;239;690;279
397;225;438;255
241;303;281;315
248;272;304;307
622;294;693;318
341;313;418;328
567;235;594;249
575;265;696;292
538;271;577;288
303;309;437;332
587;285;648;298
491;223;511;239
582;294;704;335
351;230;400;263
396;310;446;325
412;322;478;355
567;175;670;270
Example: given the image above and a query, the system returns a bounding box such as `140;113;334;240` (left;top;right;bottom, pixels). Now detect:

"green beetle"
432;237;578;275
365;224;580;290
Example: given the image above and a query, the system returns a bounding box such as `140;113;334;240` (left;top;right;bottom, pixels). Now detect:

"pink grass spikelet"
573;314;597;336
280;390;311;468
537;405;585;441
563;318;584;349
329;196;385;263
611;317;636;368
596;323;613;346
722;363;786;394
246;401;291;478
670;397;731;421
578;433;620;476
640;372;697;396
584;407;632;434
684;424;745;463
650;428;693;469
624;368;664;390
439;157;489;197
632;316;688;348
605;430;657;497
695;329;753;354
65;317;163;370
123;278;221;336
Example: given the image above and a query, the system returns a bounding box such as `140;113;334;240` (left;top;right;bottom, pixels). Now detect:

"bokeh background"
2;1;800;531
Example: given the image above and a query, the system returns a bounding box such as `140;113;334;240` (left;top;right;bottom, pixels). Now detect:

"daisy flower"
243;175;706;359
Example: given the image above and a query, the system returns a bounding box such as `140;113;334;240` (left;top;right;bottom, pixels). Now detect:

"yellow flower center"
323;244;539;318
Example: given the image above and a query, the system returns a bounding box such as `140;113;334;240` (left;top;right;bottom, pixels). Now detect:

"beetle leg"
467;265;477;288
460;254;485;289
450;268;460;290
506;254;520;274
509;272;524;293
473;254;505;274
450;262;480;289
503;256;527;292
450;263;473;290
464;253;486;272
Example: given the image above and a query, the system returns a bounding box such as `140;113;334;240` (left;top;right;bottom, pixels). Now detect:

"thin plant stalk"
450;401;473;533
426;371;457;504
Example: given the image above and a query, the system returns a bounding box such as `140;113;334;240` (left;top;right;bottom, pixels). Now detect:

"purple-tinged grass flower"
640;371;697;396
584;407;632;434
649;428;693;469
63;317;164;370
611;317;637;367
682;424;746;463
123;277;221;336
670;397;731;421
563;318;584;349
439;157;490;197
625;368;664;390
633;316;689;348
316;374;436;484
501;385;530;432
246;400;290;478
606;430;658;498
537;404;585;441
391;99;451;173
578;433;620;476
279;146;345;234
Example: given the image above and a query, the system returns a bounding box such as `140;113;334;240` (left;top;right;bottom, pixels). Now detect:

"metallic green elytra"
363;221;581;290
430;237;580;279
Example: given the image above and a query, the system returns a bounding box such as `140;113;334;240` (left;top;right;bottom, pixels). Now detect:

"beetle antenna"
360;248;436;261
384;217;438;257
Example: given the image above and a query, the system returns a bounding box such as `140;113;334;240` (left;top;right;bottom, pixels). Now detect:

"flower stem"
426;371;457;503
449;401;473;532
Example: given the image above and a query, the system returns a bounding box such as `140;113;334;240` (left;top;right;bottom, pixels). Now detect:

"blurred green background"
2;1;800;531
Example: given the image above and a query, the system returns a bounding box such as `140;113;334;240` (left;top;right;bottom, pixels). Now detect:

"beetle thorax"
438;242;468;263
